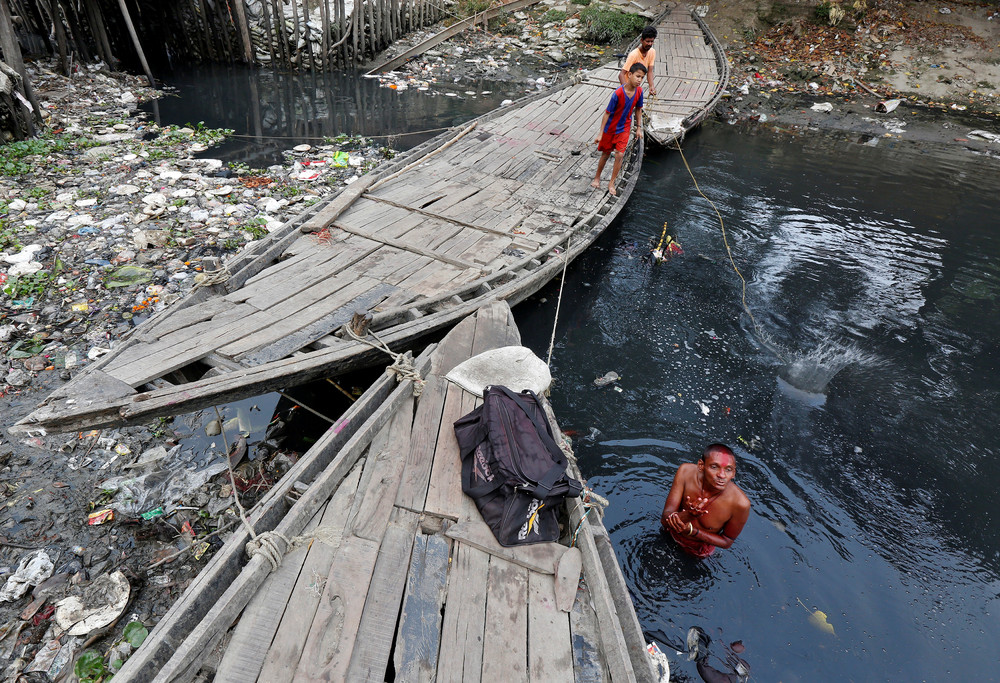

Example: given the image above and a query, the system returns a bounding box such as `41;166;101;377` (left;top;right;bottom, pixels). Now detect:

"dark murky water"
517;127;1000;681
145;70;1000;680
139;64;535;167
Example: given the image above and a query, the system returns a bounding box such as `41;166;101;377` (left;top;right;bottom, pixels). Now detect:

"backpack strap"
493;386;583;499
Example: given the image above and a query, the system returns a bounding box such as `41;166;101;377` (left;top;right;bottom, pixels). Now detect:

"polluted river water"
9;63;997;679
518;126;1000;681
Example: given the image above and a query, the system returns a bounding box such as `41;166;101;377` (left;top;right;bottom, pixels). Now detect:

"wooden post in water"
338;0;346;66
290;0;301;66
210;0;234;63
319;0;330;69
231;0;254;62
116;0;156;86
0;0;42;122
351;0;358;64
271;0;291;68
258;0;278;67
302;0;315;68
85;0;116;67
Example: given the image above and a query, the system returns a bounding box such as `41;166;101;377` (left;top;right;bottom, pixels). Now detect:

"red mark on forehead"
706;452;735;468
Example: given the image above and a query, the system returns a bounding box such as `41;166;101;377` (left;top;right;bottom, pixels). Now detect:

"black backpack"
454;385;583;547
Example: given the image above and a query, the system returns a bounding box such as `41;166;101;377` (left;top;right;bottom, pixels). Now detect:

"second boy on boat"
592;62;645;197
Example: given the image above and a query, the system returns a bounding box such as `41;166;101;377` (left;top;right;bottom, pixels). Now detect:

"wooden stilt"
36;0;68;75
258;0;278;67
290;0;301;65
320;0;330;69
351;0;358;64
212;0;234;63
0;0;42;122
338;0;346;66
231;0;254;63
269;0;289;68
302;0;315;68
115;0;155;86
85;0;116;67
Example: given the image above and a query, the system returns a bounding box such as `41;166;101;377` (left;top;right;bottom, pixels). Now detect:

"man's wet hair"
701;443;736;464
628;62;648;74
641;26;658;40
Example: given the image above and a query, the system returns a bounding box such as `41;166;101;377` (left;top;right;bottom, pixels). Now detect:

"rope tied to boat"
570;488;611;547
345;326;425;396
245;531;290;571
192;262;232;290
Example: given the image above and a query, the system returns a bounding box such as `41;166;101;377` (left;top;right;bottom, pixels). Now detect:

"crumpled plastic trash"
811;102;834;112
100;452;229;514
875;99;901;113
0;550;54;602
105;265;152;288
594;371;620;387
54;570;130;636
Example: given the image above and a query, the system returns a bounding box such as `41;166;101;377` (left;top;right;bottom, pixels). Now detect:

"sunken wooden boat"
114;302;658;682
13;6;727;436
639;5;729;147
14;70;647;436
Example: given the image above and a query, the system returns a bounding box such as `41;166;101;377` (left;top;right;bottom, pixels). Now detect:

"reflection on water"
140;64;534;166
516;125;1000;681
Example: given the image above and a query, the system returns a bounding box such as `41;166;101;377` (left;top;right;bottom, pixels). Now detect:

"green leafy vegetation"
459;0;491;15
543;9;568;22
74;650;108;683
3;269;54;299
579;4;646;44
0;132;99;177
240;216;269;240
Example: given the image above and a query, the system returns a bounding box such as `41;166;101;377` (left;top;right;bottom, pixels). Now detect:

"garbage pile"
0;61;394;398
0;394;321;679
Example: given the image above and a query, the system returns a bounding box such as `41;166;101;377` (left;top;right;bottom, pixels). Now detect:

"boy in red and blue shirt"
592;62;646;196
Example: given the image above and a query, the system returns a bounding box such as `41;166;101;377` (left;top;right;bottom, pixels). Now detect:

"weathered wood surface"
14;5;729;435
644;4;730;145
138;302;653;682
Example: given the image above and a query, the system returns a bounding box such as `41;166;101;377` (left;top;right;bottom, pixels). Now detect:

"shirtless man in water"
660;444;750;558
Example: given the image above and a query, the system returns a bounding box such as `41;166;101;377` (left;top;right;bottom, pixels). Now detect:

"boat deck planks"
172;302;656;683
15;4;726;435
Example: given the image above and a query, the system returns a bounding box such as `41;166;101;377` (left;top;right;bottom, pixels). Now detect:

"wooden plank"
568;583;608;683
213;500;330;683
554;546;582;612
527;571;573;683
444;521;566;575
422;381;472;520
331;220;482;271
346;508;420;680
393;532;451;682
348;397;414;542
293;534;382;680
238;282;399;365
110;358;423;680
256;463;366;681
481;557;528;682
436;542;490;683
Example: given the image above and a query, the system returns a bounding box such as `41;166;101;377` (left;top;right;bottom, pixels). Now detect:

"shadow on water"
139;63;534;166
515;122;1000;681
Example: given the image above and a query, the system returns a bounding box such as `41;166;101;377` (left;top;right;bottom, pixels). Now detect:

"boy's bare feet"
590;178;601;189
608;184;618;196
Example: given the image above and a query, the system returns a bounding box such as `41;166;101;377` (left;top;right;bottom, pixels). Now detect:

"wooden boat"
637;5;730;147
13;7;726;437
114;302;658;682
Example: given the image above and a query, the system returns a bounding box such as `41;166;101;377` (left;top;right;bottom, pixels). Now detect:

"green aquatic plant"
579;4;646;44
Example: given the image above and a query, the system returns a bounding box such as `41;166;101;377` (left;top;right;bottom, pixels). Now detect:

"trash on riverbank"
875;99;902;113
0;551;54;602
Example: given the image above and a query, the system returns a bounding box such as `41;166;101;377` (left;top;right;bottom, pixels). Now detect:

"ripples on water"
517;125;1000;681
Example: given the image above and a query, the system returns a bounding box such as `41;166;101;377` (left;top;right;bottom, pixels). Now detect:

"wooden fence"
3;0;448;75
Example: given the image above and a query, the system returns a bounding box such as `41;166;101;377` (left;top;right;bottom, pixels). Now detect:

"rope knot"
246;530;290;571
346;326;425;396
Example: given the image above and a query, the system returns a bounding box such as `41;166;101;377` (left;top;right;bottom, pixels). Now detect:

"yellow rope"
672;140;788;362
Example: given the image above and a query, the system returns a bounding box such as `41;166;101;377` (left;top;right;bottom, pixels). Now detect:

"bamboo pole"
116;0;155;86
0;0;41;122
319;0;330;69
59;0;94;62
86;0;116;67
338;0;346;66
302;0;315;68
350;0;358;64
231;0;254;62
258;0;278;66
269;0;289;68
212;0;234;62
289;0;301;65
196;0;218;62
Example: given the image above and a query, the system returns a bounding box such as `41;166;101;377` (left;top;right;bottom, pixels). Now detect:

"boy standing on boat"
619;26;658;98
592;62;645;197
660;444;750;558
